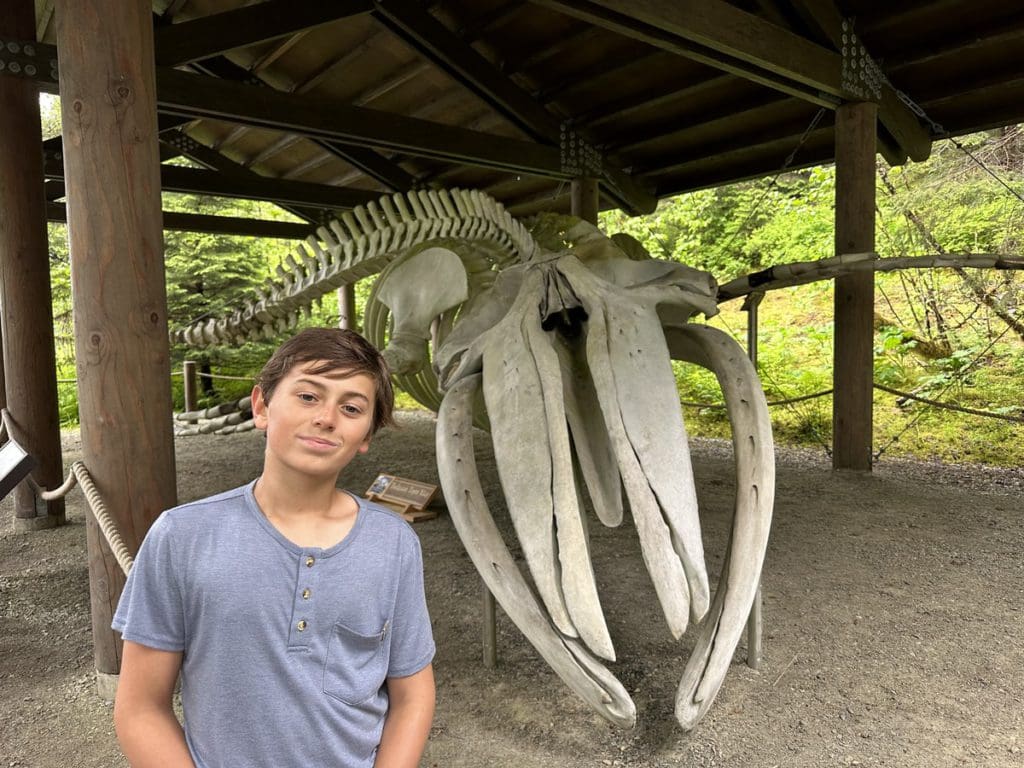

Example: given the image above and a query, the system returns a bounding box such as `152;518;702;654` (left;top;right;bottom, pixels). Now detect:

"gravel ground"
1;411;1022;767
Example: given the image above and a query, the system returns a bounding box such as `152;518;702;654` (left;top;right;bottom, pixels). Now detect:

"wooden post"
0;0;65;530
832;102;877;472
338;282;357;331
56;0;177;698
183;360;198;412
570;177;600;225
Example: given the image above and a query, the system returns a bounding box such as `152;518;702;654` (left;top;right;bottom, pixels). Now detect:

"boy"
112;328;436;768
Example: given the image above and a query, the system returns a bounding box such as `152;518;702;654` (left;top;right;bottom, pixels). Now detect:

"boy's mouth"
299;435;338;449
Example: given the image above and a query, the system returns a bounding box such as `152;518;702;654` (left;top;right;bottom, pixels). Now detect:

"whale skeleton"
174;188;775;731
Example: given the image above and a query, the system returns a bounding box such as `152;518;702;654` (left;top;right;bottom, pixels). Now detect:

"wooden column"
56;0;177;697
832;102;877;471
338;282;357;331
571;177;599;225
0;0;65;529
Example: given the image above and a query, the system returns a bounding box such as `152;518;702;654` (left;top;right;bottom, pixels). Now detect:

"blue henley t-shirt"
112;481;436;767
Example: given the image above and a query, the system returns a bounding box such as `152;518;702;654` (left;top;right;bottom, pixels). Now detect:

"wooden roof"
30;0;1024;233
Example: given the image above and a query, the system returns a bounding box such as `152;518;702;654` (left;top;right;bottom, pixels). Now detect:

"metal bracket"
0;38;58;89
163;131;206;156
840;20;882;102
559;125;602;178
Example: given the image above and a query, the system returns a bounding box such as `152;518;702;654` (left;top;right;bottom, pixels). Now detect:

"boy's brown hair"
256;328;395;434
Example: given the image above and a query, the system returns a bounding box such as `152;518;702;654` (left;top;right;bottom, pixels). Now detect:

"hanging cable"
711;311;834;456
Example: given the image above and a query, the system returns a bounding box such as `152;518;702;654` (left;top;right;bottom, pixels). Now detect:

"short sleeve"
386;530;435;678
111;512;186;652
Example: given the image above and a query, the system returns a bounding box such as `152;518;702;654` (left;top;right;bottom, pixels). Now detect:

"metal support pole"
742;291;764;670
482;580;497;668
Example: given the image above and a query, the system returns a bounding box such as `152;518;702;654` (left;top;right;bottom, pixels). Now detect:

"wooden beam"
154;0;373;66
46;202;315;239
313;140;416;192
43;157;379;209
374;0;561;141
146;127;325;223
188;55;417;193
158;164;379;209
372;0;654;213
577;71;735;129
832;102;876;472
647;136;834;197
155;66;563;175
635;113;834;177
787;0;931;160
609;90;792;156
570;177;599;224
55;0;177;695
0;0;65;530
533;0;843;107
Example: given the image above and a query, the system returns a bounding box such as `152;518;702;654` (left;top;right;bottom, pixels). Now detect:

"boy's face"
252;362;376;482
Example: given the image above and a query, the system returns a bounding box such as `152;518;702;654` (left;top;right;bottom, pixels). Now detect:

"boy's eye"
342;404;363;415
298;393;317;403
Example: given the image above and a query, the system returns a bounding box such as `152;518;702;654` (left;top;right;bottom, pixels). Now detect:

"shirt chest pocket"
322;620;388;705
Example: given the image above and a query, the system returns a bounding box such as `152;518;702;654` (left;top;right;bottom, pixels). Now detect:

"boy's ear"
357;429;373;454
251;386;269;430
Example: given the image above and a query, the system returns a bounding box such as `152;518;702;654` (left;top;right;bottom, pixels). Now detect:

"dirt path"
1;411;1021;767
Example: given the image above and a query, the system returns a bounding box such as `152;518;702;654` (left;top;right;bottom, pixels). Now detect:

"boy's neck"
253;470;360;548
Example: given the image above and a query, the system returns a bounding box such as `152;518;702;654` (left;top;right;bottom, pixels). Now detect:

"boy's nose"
313;409;335;429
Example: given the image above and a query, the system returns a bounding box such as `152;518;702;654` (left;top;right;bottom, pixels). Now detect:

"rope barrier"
680;384;1021;425
53;368;250;386
29;462;134;575
681;389;833;409
196;371;254;382
2;408;133;575
873;383;1024;424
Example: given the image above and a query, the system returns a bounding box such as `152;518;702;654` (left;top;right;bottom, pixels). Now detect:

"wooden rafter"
537;0;930;162
579;72;736;129
533;0;841;106
786;0;931;160
154;0;374;66
46;203;314;239
43;157;379;210
187;56;417;193
155;66;556;171
372;0;654;214
153;65;652;214
375;0;560;142
158;129;326;224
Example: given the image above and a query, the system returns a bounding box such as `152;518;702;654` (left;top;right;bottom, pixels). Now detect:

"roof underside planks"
26;0;1024;231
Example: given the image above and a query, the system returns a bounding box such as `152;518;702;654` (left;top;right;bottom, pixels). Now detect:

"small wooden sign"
0;439;36;501
365;474;439;523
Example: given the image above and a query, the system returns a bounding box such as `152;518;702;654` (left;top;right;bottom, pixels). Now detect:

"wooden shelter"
3;0;1024;689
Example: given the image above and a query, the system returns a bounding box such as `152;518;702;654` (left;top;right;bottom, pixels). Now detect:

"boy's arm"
374;664;436;768
113;640;196;768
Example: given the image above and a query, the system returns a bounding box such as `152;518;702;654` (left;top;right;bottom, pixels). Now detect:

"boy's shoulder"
157;483;252;530
353;495;422;542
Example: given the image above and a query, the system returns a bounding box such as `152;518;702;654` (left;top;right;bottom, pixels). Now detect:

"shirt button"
297;620;308;632
305;556;315;567
302;588;311;600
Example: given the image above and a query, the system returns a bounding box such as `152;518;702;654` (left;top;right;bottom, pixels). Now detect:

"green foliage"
606;128;1024;467
42;110;1023;466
